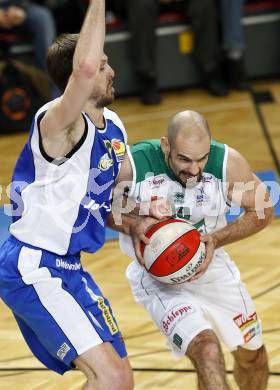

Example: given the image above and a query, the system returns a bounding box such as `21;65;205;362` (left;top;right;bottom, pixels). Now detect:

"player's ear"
160;136;170;155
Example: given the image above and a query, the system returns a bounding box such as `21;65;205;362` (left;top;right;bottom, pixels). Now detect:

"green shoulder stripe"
204;140;226;180
130;140;167;183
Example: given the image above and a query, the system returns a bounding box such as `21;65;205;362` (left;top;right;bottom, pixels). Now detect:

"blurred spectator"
115;0;228;105
0;0;56;71
219;0;248;90
41;0;86;34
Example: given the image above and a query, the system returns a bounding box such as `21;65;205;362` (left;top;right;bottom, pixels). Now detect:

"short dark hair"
46;33;79;92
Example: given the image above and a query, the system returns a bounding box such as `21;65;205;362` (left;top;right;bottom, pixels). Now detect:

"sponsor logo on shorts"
82;277;118;335
161;304;195;335
173;333;183;349
97;296;118;335
56;258;81;271
233;311;261;343
57;342;71;360
233;311;258;331
244;324;261;343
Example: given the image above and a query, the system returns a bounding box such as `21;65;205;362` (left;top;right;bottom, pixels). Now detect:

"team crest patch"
112;139;125;162
98;153;114;171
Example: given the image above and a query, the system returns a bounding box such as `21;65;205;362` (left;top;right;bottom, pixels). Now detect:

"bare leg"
74;342;134;390
232;345;268;390
187;329;231;390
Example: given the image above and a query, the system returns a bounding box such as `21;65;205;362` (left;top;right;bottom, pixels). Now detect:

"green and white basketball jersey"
129;139;229;235
121;139;241;283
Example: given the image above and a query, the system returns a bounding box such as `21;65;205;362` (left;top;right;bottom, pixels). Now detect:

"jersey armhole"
37;113;88;165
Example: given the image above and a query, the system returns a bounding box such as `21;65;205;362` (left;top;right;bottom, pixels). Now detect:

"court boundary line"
0;367;280;376
250;87;280;175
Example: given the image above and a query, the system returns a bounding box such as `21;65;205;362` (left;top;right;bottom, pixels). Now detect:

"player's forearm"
73;0;105;75
107;212;139;235
211;208;273;249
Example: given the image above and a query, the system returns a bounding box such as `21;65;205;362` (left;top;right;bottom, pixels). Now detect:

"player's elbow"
73;60;98;80
256;205;274;227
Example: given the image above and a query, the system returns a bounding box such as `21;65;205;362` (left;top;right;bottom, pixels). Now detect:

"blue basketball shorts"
0;236;127;374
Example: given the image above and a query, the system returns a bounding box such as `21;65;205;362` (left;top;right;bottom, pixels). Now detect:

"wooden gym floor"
0;80;280;389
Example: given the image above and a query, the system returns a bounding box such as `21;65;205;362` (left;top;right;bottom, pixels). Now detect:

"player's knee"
187;330;223;366
76;356;131;389
102;361;134;390
236;346;268;371
197;341;222;366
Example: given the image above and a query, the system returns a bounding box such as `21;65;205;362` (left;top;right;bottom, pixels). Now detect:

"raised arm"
41;0;105;137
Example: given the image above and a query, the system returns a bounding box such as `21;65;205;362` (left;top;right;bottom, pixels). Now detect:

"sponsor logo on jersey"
161;304;195;335
98;153;114;171
196;186;210;205
103;139;113;157
112;139;125;162
83;199;111;212
147;176;166;188
202;175;212;183
174;192;185;204
233;311;259;332
57;342;71;360
56;258;81;270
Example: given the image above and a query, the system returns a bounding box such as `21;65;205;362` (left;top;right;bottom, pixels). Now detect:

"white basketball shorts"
126;251;263;358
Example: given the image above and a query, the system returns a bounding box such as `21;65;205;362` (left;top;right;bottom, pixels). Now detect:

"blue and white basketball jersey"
9;102;127;255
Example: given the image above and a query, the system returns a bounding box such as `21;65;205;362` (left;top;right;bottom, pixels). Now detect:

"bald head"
167;110;210;146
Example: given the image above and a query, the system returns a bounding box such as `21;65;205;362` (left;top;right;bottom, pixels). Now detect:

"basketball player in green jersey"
114;110;273;390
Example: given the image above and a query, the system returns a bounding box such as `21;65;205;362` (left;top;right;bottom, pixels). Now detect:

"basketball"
141;219;206;284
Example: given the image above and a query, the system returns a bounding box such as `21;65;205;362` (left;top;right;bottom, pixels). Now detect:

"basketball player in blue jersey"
0;1;134;388
115;110;274;390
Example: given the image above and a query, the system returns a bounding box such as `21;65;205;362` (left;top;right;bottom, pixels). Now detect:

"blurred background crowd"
0;0;279;130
